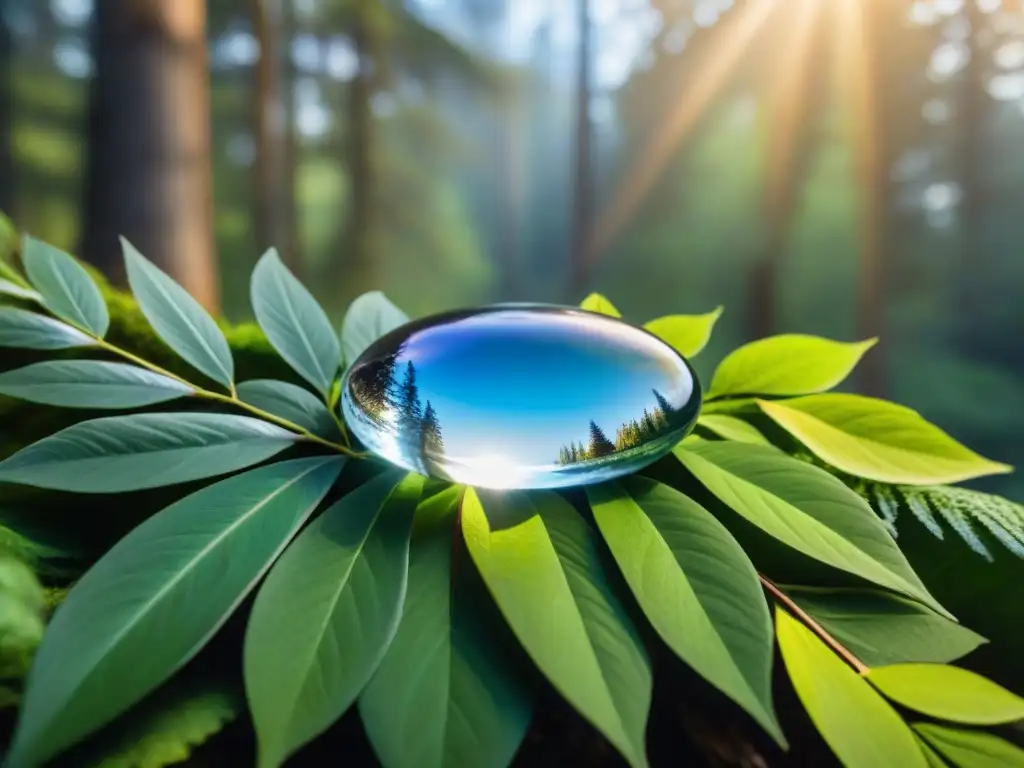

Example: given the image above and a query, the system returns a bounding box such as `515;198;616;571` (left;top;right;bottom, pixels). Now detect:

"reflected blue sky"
392;309;691;462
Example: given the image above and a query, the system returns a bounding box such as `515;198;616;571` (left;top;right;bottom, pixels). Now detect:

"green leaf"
587;477;784;746
0;278;42;303
786;588;986;667
463;488;652;768
697;414;771;445
21;235;109;337
775;608;928;768
6;457;342;767
675;442;947;616
79;680;240;768
360;486;533;768
914;723;1024;768
0;361;193;409
340;291;409;368
758;395;1012;485
251;249;340;396
237;379;340;440
916;736;951;768
0;557;46;679
579;293;621;318
707;334;877;399
643;306;723;358
0;307;94;349
868;664;1024;726
122;238;234;389
244;471;424;768
0;413;298;493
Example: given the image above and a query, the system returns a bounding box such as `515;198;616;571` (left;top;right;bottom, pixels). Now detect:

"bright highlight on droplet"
341;304;702;490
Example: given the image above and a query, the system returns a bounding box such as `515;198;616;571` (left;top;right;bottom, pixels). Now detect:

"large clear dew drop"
341;305;701;490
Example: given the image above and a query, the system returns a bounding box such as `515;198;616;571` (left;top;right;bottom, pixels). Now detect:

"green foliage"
21;236;109;338
6;458;341;767
250;249;340;397
675;442;947;615
759;395;1012;485
0;307;94;349
587;477;783;745
867;664;1024;726
0;240;1021;768
75;678;240;768
786;587;986;667
579;292;622;318
359;486;534;768
244;472;422;768
642;306;723;358
341;290;410;368
236;379;340;439
463;488;652;768
122;238;235;389
707;334;878;399
0;413;299;493
0;361;193;409
776;609;929;768
913;724;1024;768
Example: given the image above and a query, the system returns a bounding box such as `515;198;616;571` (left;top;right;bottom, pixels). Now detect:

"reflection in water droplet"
342;305;701;490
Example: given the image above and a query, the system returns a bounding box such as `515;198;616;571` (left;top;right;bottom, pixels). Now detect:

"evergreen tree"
355;351;399;417
587;420;616;459
421;400;444;455
395;361;424;454
652;389;676;419
641;409;659;440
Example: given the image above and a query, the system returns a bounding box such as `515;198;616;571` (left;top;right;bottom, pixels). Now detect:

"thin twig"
760;574;869;675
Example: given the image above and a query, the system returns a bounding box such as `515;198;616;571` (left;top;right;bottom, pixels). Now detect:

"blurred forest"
1;0;1023;496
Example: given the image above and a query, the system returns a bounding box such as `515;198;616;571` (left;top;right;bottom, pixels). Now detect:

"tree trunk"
251;0;299;272
0;8;14;218
497;81;527;301
958;0;986;342
749;0;825;339
841;0;889;397
569;0;593;298
345;6;375;280
81;0;218;311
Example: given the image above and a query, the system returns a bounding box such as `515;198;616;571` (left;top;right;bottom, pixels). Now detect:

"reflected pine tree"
556;388;683;465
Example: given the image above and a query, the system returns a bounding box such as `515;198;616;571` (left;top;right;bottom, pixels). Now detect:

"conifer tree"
587;420;616;458
395;361;424;455
420;400;443;457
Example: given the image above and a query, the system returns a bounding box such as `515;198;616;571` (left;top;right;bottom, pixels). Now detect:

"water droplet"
342;305;701;490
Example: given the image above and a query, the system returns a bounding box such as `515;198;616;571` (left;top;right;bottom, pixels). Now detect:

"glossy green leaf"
914;723;1024;768
0;278;42;303
758;395;1012;485
0;361;193;409
79;680;240;768
244;471;424;768
360;486;533;768
643;306;723;358
787;588;985;667
707;334;877;399
776;608;928;768
341;291;410;368
579;293;621;318
0;307;94;349
6;457;342;768
122;238;234;389
916;736;951;768
251;249;340;395
697;414;771;445
675;442;947;616
21;235;109;337
0;413;298;493
587;477;784;746
868;664;1024;725
237;379;340;439
463;488;651;768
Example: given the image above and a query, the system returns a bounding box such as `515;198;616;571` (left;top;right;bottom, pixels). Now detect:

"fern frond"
858;482;1024;561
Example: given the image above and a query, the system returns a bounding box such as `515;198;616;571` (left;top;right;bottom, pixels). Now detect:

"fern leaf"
859;482;1024;561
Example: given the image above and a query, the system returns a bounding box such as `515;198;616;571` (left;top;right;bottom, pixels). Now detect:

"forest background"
2;0;1023;498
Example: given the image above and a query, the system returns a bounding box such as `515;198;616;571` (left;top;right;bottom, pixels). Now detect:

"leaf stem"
93;337;367;459
759;574;869;675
